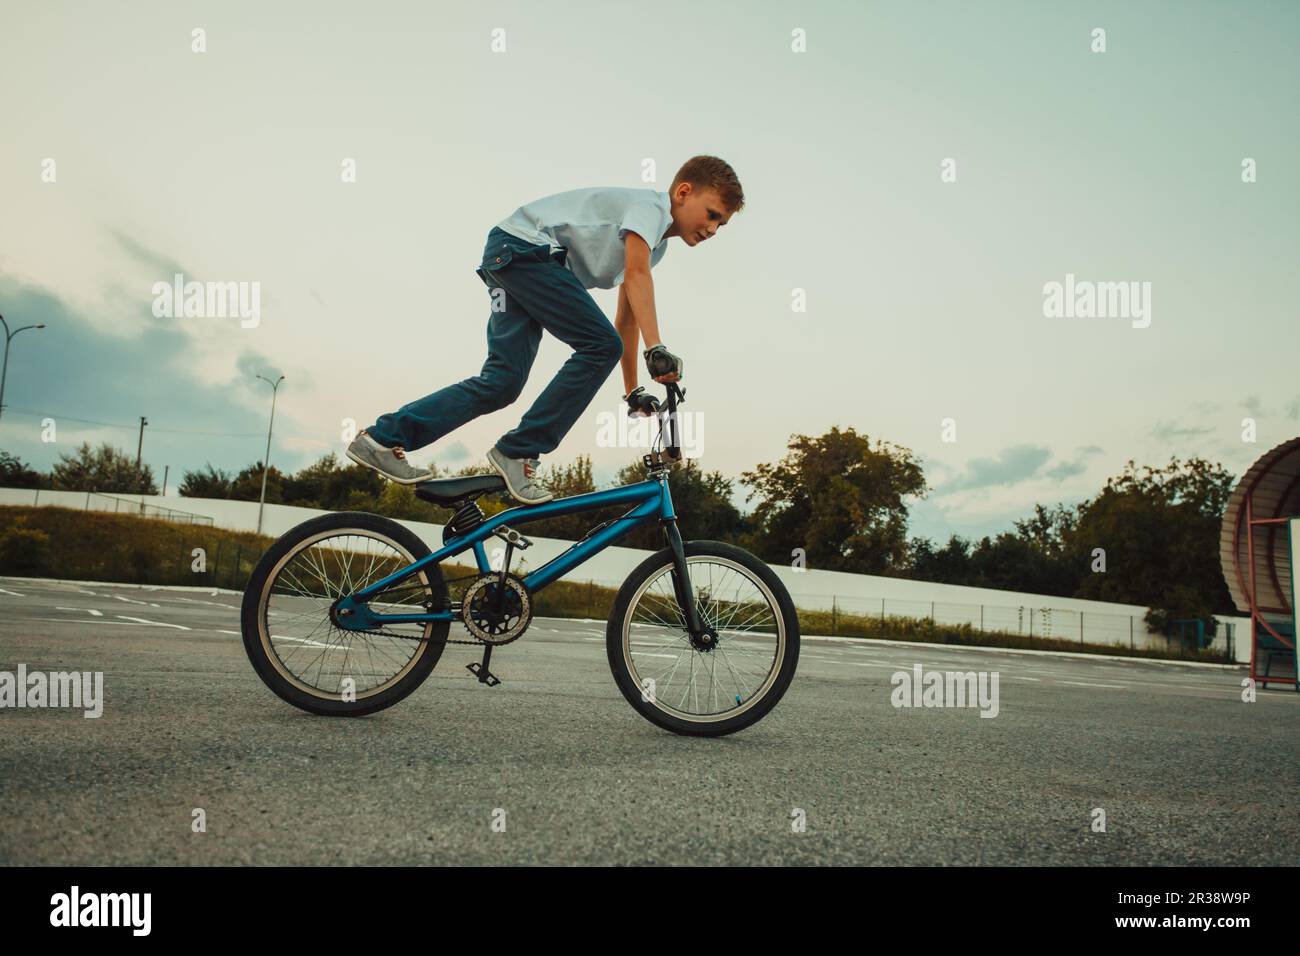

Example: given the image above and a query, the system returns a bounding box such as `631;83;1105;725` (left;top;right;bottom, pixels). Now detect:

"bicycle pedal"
493;526;533;550
466;661;501;687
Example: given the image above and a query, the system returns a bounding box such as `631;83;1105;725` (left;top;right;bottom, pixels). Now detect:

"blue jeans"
367;226;623;460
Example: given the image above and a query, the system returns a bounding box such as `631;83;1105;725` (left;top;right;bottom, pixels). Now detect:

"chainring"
462;572;532;645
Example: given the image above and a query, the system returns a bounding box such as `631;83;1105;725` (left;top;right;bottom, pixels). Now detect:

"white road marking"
1018;670;1083;679
1055;680;1127;689
271;636;342;650
56;607;104;616
19;617;181;627
112;594;152;606
172;597;241;610
115;615;191;630
0;587;25;597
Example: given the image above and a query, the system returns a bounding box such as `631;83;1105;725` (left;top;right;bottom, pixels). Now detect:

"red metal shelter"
1218;436;1299;688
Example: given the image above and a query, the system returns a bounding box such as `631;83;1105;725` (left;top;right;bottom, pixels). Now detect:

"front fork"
662;519;712;646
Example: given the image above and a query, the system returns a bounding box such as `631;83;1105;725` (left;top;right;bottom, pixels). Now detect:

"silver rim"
621;556;786;723
257;529;437;701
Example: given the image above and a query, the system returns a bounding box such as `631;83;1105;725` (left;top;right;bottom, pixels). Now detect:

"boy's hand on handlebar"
643;344;683;383
623;386;658;418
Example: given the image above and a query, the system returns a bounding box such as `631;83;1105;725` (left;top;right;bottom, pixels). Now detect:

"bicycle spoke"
623;555;785;721
259;529;437;698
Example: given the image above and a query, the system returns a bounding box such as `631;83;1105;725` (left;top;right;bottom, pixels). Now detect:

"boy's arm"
615;231;673;395
614;283;641;396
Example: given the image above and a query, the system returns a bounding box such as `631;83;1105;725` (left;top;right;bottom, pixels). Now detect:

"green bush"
0;517;52;574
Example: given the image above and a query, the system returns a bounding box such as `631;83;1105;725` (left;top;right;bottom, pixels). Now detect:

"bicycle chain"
332;572;495;648
341;626;488;648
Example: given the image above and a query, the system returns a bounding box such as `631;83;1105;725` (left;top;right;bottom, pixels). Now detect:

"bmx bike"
240;382;799;736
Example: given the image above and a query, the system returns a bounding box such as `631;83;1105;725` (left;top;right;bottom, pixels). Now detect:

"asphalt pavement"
1;576;1296;865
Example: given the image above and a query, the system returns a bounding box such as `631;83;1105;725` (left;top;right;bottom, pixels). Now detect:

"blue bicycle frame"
335;477;673;627
333;382;706;639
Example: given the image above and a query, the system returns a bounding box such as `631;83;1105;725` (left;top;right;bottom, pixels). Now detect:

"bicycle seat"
414;474;507;506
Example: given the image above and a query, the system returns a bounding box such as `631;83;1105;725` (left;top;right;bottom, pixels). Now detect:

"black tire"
241;511;449;716
606;540;800;736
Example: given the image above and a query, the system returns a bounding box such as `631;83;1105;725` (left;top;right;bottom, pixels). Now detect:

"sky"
1;0;1297;544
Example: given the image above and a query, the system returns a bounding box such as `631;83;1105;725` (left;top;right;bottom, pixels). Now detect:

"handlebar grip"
647;351;673;376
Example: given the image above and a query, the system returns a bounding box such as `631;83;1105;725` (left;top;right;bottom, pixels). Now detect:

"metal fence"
809;591;1152;650
37;488;216;526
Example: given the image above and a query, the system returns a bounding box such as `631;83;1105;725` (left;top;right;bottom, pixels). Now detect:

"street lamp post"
0;314;48;422
255;374;285;536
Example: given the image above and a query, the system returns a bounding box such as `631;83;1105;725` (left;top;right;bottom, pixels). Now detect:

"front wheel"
606;540;800;736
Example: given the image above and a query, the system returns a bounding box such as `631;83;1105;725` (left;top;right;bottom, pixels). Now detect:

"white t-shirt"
495;186;672;290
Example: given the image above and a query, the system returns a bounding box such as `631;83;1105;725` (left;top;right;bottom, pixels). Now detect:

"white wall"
1212;615;1253;665
2;485;1217;653
1292;518;1299;649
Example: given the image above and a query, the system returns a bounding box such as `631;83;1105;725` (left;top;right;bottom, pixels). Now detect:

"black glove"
623;385;658;418
643;344;683;380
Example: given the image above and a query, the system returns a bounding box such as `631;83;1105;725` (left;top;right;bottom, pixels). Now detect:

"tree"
178;463;234;499
280;453;338;508
0;450;46;489
544;455;598;499
276;451;407;510
304;461;384;510
1066;456;1236;621
229;462;286;503
739;426;926;573
372;480;452;523
610;455;746;550
906;534;974;585
522;455;604;540
967;533;1054;593
1012;502;1077;559
50;441;157;494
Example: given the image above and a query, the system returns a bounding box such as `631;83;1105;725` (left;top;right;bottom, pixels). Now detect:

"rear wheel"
606;540;800;736
240;511;448;716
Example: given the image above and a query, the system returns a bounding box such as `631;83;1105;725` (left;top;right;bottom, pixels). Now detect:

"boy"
346;155;744;505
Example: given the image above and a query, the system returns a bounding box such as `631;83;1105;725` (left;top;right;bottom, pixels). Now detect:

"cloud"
1150;420;1215;441
917;455;958;484
234;350;284;385
1045;444;1104;480
0;274;308;479
110;230;194;281
934;444;1052;494
434;440;470;466
1045;459;1087;481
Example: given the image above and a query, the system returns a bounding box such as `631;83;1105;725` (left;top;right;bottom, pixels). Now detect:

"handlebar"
651;382;684;461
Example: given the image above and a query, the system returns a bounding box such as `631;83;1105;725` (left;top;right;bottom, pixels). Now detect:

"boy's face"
669;183;732;246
